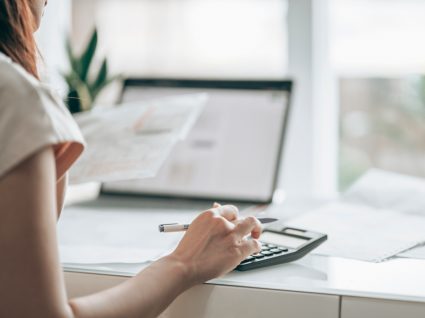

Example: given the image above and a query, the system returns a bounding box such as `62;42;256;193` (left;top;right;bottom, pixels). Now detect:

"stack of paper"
69;93;207;184
286;170;425;262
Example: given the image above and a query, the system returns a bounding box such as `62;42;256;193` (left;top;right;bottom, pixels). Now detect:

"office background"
36;0;425;198
32;2;425;316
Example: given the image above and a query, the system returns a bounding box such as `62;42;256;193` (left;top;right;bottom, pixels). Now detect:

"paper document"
286;202;425;262
57;205;198;265
345;169;425;260
343;169;425;216
58;201;268;265
69;94;207;184
286;169;425;262
399;244;425;259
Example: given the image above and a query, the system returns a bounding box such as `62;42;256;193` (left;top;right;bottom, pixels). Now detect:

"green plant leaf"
63;26;123;112
65;37;79;73
91;75;122;102
63;69;81;92
79;28;98;81
74;81;93;112
63;73;73;87
92;58;108;92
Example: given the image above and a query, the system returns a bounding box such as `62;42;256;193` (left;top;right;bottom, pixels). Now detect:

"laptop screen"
102;79;292;203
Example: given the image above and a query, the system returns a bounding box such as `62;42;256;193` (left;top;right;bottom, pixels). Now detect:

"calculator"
235;226;327;271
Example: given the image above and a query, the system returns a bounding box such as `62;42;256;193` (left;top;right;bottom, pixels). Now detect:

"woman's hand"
169;203;262;286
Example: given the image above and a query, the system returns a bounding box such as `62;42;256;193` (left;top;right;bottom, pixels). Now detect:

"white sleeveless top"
0;52;85;180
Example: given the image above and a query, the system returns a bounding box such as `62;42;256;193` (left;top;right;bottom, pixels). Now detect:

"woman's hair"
0;0;38;78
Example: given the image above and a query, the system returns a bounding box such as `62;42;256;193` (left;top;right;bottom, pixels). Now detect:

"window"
71;0;311;197
331;0;425;189
72;0;288;78
36;0;425;197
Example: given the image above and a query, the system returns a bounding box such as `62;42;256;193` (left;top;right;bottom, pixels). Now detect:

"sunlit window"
331;0;425;189
72;0;288;78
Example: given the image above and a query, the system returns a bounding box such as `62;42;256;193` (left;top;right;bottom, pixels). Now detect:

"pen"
158;217;278;233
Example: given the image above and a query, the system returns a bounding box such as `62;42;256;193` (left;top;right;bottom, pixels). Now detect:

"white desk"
62;196;425;318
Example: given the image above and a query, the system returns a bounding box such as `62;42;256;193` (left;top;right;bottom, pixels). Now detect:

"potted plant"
63;28;119;113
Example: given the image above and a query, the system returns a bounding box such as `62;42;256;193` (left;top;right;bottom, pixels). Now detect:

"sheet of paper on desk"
344;169;425;261
69;93;207;184
57;206;195;264
286;202;425;262
286;170;425;262
343;169;425;216
399;244;425;259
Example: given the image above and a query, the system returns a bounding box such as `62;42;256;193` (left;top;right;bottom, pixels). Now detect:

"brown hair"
0;0;38;78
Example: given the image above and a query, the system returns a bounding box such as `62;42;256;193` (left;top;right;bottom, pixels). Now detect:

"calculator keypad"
236;227;327;271
240;256;255;263
239;243;289;265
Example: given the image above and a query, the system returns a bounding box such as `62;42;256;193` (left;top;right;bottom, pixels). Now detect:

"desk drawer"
64;271;339;318
341;296;425;318
162;285;339;318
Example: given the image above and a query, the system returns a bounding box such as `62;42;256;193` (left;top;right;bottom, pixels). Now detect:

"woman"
0;1;263;317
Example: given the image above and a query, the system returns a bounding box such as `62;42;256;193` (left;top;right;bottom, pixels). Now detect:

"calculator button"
267;244;277;248
261;251;273;256
241;256;254;263
277;247;289;252
253;253;265;259
270;248;283;254
261;246;271;251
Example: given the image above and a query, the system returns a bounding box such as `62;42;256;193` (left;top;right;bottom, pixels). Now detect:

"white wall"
35;0;71;95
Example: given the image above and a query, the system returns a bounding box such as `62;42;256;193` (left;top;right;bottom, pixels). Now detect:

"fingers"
211;203;239;222
240;237;262;256
234;216;262;239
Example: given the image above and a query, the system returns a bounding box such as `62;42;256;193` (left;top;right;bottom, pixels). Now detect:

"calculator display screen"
261;232;309;248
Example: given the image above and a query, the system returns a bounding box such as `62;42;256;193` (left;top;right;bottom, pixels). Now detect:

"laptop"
101;78;293;204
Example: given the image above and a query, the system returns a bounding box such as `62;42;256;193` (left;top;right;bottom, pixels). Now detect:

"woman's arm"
0;146;262;318
56;173;67;217
0;146;73;318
